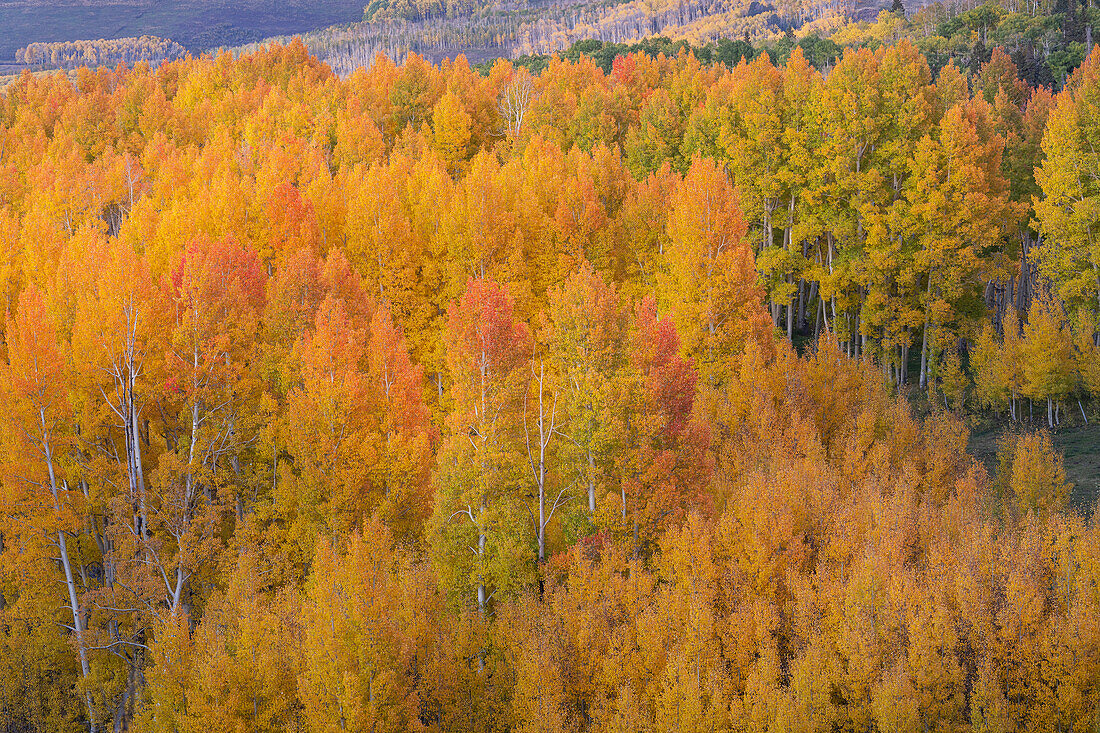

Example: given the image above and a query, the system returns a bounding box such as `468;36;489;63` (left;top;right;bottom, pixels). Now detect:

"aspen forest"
3;36;1100;732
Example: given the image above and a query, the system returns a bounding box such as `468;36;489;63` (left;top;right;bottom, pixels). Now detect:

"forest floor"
968;418;1100;513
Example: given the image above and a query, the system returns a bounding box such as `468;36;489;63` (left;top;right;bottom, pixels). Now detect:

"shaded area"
0;1;367;62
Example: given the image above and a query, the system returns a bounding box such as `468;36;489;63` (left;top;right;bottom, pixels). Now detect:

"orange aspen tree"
1;287;98;730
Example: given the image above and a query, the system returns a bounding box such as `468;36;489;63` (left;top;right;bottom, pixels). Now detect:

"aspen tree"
1;287;98;731
1021;292;1076;427
1035;46;1100;315
431;278;532;613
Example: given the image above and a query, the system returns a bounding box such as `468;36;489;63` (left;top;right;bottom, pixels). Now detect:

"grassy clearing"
969;417;1100;514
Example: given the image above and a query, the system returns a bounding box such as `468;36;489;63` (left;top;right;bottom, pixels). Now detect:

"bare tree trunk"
786;277;794;340
477;509;487;615
42;421;96;732
919;322;930;391
901;338;910;385
797;279;807;331
526;362;561;563
849;303;858;358
814;296;823;340
127;373;149;537
920;272;935;390
587;451;596;513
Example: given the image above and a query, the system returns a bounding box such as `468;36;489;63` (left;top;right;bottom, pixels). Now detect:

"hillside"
0;0;366;68
230;0;782;72
238;0;852;73
234;0;1095;91
5;0;1093;84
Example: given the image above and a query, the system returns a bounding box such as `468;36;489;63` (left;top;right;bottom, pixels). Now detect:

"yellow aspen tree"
299;518;422;733
343;162;423;327
969;659;1012;733
1034;46;1100;314
1021;292;1076;428
871;663;920;733
660;155;772;389
187;545;302;731
905;588;965;731
1001;308;1027;421
139;611;198;733
1071;309;1100;416
1036;521;1100;733
972;322;1011;414
1010;431;1071;518
546;263;626;519
432;91;473;178
652;514;732;733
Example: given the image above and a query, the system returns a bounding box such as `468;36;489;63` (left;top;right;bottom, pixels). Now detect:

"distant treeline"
270;0;1095;89
492;0;1095;88
492;34;836;74
364;0;482;23
835;0;1097;85
251;0;790;75
16;36;187;70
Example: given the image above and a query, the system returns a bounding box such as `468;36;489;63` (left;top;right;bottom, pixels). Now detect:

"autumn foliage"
1;38;1099;733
